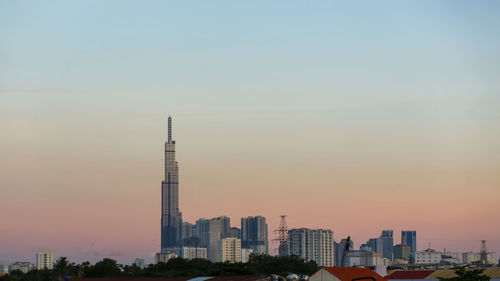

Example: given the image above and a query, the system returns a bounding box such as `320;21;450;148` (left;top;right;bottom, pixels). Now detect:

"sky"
1;0;499;265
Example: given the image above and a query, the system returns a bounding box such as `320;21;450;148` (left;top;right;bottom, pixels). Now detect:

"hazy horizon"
1;1;499;264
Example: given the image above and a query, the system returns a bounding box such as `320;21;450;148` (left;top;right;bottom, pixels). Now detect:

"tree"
438;268;490;281
85;258;121;277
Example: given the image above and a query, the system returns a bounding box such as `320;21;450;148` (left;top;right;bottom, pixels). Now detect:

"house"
309;267;387;281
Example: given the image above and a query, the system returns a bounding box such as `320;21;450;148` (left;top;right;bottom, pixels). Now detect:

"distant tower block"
480;240;488;265
277;215;288;256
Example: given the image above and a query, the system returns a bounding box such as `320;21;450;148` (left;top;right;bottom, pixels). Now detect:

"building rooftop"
322;267;387;281
385;270;435;280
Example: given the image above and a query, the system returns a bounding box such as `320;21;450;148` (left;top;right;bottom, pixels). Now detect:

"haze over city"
1;1;499;265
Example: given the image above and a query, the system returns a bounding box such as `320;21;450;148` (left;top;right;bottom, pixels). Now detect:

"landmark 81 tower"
161;116;183;250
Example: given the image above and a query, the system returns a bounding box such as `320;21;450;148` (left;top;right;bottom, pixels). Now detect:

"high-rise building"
334;238;353;266
287;228;334;267
161;116;183;251
394;244;410;261
218;238;242;263
401;230;416;262
229;227;241;239
36;251;53;270
380;230;394;261
241;216;268;255
194;218;222;261
217;216;231;238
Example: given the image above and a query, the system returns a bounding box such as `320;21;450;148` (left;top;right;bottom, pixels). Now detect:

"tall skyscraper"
161;116;183;251
401;230;417;262
287;228;334;267
241;216;269;255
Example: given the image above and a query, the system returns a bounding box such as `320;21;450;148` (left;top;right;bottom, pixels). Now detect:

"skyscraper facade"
241;216;269;255
380;230;394;261
401;230;417;262
161;116;183;251
194;218;223;261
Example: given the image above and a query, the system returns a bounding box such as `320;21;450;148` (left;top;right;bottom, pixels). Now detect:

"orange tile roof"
323;267;388;281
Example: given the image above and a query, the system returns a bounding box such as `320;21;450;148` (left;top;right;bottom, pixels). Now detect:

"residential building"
167;247;207;260
415;249;441;264
394;244;410;261
334;238;353;266
288;228;334;267
194;217;223;261
154;252;177;264
133;258;145;268
8;262;33;273
241;248;253;263
36;251;53;270
309;267;387;281
0;264;8;274
229;227;241;239
462;251;495;265
161;116;183;250
241;216;268;255
218;237;242;263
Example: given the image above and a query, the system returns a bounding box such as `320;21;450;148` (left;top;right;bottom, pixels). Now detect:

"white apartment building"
218;237;241;263
462;252;495;265
170;247;207;260
287;228;334;267
36;251;53;270
415;249;442;264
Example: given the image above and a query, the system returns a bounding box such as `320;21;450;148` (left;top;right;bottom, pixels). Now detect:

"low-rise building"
9;262;34;273
310;267;387;281
415;249;442;264
241;248;253;263
462;251;495;265
168;247;207;260
154;252;177;264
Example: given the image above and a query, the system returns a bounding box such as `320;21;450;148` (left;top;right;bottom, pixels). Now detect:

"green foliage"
85;258;121;277
438;268;491;281
0;254;319;281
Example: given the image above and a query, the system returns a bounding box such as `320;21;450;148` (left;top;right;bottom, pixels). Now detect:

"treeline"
0;254;318;281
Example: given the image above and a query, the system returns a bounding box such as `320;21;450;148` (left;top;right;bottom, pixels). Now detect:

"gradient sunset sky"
1;1;499;264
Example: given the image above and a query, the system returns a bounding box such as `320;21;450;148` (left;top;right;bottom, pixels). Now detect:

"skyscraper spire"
161;115;182;251
168;115;172;143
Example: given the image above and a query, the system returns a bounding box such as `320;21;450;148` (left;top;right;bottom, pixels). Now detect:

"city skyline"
1;0;500;265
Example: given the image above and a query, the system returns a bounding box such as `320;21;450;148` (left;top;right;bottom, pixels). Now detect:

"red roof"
322;267;387;281
385;271;435;280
